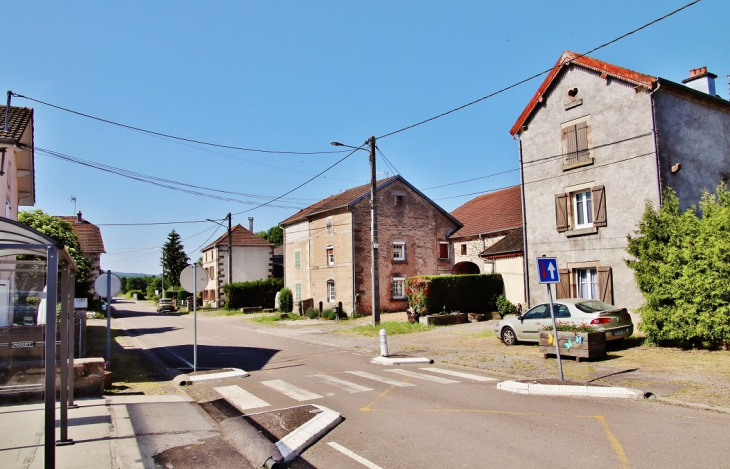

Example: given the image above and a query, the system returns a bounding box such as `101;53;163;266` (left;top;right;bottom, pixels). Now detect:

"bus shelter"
0;217;78;468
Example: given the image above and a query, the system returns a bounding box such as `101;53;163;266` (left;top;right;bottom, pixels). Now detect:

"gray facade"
513;53;730;314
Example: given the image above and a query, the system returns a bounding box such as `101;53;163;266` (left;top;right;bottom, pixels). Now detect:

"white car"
494;299;634;346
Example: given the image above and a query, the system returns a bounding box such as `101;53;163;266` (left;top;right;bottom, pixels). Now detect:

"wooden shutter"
563;125;577;162
556;269;570;299
592;185;607;227
576;122;589;160
597;266;613;304
555;193;569;232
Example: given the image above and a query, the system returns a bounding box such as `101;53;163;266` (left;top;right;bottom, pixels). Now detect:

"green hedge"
223;278;284;309
125;289;146;301
406;274;503;315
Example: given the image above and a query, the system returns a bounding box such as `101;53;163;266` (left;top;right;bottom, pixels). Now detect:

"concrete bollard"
379;328;389;357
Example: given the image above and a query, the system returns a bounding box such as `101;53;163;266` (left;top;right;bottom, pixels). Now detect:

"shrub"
125;289;145;301
406;274;503;317
176;290;190;301
321;309;336;320
279;287;293;313
496;295;516;317
540;322;598;333
306;307;319;319
223;278;284;309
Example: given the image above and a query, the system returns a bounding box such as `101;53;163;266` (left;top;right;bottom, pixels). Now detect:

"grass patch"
472;329;495;338
252;313;306;324
346;321;434;336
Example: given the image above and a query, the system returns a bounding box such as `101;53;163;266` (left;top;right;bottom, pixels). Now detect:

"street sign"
180;265;209;293
536;257;560;284
95;272;121;297
74;298;88;309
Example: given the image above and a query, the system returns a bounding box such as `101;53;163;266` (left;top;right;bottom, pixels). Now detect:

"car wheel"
501;327;517;346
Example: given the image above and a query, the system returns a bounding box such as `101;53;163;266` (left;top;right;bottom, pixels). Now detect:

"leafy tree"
126;276;149;292
18;209;93;298
626;185;730;348
256;226;283;247
160;230;189;288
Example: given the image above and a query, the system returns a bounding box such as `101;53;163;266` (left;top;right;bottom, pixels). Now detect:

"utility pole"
227;212;232;287
369;136;380;326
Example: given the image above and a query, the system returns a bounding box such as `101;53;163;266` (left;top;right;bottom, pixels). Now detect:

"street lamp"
331;138;380;326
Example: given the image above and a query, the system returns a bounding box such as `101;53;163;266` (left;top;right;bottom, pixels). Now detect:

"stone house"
448;185;525;306
201;224;274;307
511;51;730;313
56;212;106;287
280;175;462;316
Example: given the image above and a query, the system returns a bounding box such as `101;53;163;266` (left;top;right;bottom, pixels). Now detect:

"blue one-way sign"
536;257;560;284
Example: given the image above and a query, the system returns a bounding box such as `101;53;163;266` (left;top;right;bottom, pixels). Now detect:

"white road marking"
261;379;323;401
385;369;459;384
345;371;417;387
214;385;270;411
309;374;374;393
419;367;497;382
328;442;383;469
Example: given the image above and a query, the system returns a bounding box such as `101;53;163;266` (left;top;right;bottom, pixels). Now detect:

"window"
326;217;333;235
5;201;10;219
326;246;334;265
561;120;591;167
576;268;598;299
295;283;301;302
294;251;301;270
326;280;335;302
523;304;549;319
460;244;467;256
555;185;606;233
395;195;403;206
439;242;449;259
573;190;593;229
391;277;406;299
392;242;405;261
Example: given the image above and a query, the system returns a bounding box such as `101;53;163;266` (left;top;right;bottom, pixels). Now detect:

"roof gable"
450;185;522;238
56;216;106;254
510;51;657;136
203;224;274;251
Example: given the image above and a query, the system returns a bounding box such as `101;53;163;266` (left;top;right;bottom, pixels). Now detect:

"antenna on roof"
70;196;76;215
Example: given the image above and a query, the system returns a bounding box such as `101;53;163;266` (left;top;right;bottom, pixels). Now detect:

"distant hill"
110;271;159;278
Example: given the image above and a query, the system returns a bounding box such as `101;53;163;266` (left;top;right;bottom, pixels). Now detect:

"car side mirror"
517;315;523;322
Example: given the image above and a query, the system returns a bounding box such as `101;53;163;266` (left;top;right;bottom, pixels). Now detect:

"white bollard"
379;328;389;357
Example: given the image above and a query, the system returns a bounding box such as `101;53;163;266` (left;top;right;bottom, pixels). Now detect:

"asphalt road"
111;299;730;469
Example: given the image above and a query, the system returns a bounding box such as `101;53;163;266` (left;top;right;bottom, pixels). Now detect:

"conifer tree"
160;229;189;288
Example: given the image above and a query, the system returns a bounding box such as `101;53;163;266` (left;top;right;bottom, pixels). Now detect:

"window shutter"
597;266;613;304
564;125;577;159
556;268;570;299
592;185;607;227
555;193;569;232
576;122;589;159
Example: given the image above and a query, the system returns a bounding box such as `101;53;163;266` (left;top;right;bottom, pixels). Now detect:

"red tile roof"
479;228;523;259
56;216;106;254
0;106;33;142
203;224;273;251
450;185;522;238
510;51;657;136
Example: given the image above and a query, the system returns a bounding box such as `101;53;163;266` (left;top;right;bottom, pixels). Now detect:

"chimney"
682;66;717;96
76;211;82;223
248;217;254;232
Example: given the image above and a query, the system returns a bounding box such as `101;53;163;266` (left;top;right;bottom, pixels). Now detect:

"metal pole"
227;212;232;287
193;265;197;372
369;136;380;326
68;270;77;408
45;247;58;469
547;283;564;380
106;271;112;370
4;91;11;131
57;263;73;446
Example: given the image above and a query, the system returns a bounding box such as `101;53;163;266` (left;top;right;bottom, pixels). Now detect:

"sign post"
94;272;121;369
536;256;564;381
180;265;209;372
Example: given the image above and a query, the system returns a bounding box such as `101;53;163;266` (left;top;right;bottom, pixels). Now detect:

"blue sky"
4;1;727;275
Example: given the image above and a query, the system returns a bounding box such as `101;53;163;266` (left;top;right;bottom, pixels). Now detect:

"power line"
375;0;702;140
375;146;400;177
11;92;349;156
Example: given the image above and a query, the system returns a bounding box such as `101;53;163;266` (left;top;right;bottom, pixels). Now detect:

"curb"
371;356;433;365
497;380;645;399
275;405;342;463
187;368;250;384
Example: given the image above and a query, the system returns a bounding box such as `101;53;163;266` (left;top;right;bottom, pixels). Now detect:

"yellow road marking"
360;376;413;411
595;415;630;469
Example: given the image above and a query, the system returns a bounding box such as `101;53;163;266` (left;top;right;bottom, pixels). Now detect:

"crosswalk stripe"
419;367;497;382
385;369;459;384
345;371;417;387
309;374;374;393
261;379;323;401
214;385;270;411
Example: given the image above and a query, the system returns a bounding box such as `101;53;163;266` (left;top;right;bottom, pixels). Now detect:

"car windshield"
159;299;173;303
575;300;617;313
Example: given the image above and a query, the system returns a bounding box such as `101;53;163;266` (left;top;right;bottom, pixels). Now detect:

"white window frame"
326;280;335;303
326;246;334;265
391;276;406;299
392;241;405;261
294;251;301;270
572;190;593;229
575;268;598;299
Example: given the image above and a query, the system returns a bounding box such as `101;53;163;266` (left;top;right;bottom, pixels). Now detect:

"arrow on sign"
547;262;556;280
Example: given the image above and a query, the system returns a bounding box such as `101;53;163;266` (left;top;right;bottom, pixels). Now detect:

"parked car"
494;299;633;346
156;298;177;313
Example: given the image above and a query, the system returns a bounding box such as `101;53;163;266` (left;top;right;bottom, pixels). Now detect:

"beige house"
448;185;525;306
201;224;274;307
57;212;106;287
0;105;36;220
280;175;462;316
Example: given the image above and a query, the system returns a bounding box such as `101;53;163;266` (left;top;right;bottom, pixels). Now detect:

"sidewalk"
0;393;218;469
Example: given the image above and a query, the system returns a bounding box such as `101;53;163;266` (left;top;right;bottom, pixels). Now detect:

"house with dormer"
511;51;730;312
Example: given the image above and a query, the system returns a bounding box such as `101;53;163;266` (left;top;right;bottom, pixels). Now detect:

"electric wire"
375;146;400;177
375;0;702;140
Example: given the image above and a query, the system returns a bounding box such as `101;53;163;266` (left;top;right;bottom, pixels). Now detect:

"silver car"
494;299;634;346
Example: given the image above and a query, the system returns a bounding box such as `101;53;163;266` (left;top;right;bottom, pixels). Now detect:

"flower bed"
538;331;606;362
